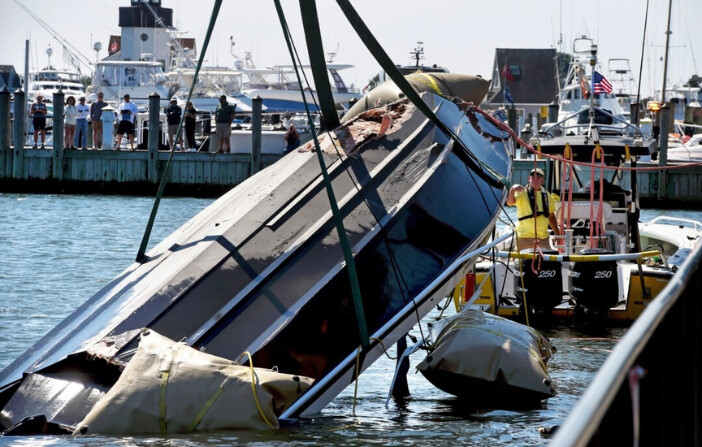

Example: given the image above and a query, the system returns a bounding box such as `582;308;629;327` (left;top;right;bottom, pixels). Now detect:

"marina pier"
0;88;282;197
1;90;701;204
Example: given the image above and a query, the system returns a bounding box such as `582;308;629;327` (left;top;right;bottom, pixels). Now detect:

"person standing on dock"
506;168;561;250
30;95;47;149
284;124;301;153
166;98;183;151
184;101;197;151
90;93;107;149
64;96;78;149
75;97;90;149
115;94;138;151
214;95;236;153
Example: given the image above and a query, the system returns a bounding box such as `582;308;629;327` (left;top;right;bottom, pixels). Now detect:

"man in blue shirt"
75;97;90;149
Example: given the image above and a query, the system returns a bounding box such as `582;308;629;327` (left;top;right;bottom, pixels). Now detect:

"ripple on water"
0;197;700;447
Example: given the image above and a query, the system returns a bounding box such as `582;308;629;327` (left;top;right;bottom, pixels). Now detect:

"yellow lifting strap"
158;341;184;435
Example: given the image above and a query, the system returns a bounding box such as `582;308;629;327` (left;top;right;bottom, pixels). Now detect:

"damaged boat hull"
0;90;512;432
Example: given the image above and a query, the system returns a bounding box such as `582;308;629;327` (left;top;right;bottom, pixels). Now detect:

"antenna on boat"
410;42;424;67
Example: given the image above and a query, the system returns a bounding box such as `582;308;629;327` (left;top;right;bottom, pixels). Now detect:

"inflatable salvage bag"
74;330;313;435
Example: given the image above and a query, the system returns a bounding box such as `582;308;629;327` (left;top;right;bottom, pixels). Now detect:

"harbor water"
1;193;700;446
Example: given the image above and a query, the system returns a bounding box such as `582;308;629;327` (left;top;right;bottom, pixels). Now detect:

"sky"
1;0;700;99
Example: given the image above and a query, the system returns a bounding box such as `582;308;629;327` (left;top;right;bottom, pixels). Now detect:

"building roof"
487;48;559;105
0;65;21;91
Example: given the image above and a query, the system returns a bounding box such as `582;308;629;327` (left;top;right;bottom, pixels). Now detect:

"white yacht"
168;67;256;113
240;61;361;113
25;46;86;102
27;67;86;101
92;60;173;107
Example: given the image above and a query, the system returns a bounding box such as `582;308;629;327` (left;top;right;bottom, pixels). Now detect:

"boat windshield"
34;71;82;83
96;64;168;87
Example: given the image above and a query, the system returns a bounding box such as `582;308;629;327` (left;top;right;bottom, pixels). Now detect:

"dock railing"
551;243;702;446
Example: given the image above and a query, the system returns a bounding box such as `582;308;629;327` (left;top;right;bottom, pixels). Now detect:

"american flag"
593;71;613;94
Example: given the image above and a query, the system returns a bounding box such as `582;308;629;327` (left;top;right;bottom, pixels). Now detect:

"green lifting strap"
274;0;369;349
334;0;509;190
298;1;340;131
136;0;224;263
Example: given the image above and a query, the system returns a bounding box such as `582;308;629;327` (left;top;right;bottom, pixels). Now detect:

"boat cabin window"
576;108;614;125
95;64;167;88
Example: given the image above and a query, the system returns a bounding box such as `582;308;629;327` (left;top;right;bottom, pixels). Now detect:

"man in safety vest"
506;168;561;250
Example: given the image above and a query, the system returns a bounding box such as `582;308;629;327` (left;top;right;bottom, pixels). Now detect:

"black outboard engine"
569;248;618;318
514;249;563;319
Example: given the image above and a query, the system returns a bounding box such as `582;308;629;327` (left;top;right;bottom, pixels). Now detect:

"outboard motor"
569;248;618;318
514;250;563;319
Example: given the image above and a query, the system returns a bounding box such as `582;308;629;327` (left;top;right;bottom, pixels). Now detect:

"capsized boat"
417;309;556;405
0;73;513;434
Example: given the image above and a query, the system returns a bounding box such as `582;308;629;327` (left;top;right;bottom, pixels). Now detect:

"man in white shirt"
115;94;139;150
75;97;90;149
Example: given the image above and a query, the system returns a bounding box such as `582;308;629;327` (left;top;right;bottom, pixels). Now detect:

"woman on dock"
64;96;78;150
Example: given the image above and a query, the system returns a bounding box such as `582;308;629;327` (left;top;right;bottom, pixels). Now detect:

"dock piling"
52;90;65;180
12;89;25;179
148;93;160;183
0;87;11;179
657;103;671;201
251;96;262;175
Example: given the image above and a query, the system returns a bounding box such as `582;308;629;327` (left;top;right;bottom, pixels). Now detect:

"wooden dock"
1;149;701;204
0;147;282;197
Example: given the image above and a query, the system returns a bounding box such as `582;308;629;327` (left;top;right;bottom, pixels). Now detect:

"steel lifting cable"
136;0;223;263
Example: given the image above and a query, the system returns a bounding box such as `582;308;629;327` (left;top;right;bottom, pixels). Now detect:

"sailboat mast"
660;0;673;104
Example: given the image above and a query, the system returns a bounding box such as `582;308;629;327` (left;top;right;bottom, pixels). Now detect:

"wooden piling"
148;93;160;183
52;90;65;181
657;104;671;201
251;96;262;175
0;87;10;179
12;89;25;179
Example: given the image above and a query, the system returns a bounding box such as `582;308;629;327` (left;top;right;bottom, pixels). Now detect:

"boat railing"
549;241;702;447
542;106;642;138
645;216;702;232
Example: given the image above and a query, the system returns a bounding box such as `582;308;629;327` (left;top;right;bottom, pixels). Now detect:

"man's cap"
79;96;85;100
529;168;545;177
170;98;177;103
219;95;226;100
124;94;130;98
